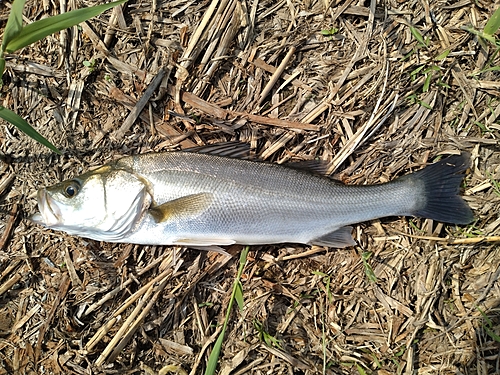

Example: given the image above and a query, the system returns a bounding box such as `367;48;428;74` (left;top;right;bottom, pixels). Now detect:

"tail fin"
409;153;474;224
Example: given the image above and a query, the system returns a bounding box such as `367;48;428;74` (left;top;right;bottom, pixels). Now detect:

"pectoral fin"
149;193;213;223
310;226;356;248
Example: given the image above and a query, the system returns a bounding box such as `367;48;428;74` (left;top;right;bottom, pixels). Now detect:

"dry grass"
0;0;499;374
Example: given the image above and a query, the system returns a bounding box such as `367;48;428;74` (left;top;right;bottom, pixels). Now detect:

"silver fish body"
31;150;473;248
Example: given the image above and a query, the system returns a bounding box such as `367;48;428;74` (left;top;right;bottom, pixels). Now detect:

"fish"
30;145;474;248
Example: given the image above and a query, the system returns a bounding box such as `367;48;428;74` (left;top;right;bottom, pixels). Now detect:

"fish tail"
407;153;474;224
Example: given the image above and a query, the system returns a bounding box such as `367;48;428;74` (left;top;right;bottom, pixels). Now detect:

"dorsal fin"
184;142;342;180
183;142;251;159
283;160;345;183
284;160;330;175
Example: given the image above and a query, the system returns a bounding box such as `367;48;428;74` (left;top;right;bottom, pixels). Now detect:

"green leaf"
484;7;500;36
0;58;5;82
395;345;407;357
239;246;249;266
1;0;26;51
423;72;433;92
204;333;225;375
5;0;127;53
0;106;61;154
234;281;244;311
463;25;496;45
473;65;500;75
355;363;368;375
423;65;441;74
485;325;500;342
435;49;450;61
321;27;338;36
436;79;450;89
312;271;329;277
204;246;249;375
410;65;425;80
410;26;426;47
476;306;491;323
419;100;432;110
361;252;377;282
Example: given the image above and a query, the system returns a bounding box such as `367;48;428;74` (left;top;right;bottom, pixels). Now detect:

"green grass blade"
0;58;5;81
0;106;61;154
484;7;500;36
485;325;500;342
355;363;368;375
463;25;496;45
204;333;225;375
361;252;377;282
476;306;492;325
435;49;450;61
204;246;250;375
235;281;244;311
1;0;26;51
5;0;127;53
410;26;426;46
423;72;432;92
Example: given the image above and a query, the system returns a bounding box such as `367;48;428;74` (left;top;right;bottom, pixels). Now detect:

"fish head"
31;166;152;241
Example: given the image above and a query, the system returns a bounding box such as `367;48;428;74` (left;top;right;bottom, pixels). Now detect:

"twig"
107;275;170;363
0;273;22;296
0;203;17;250
114;69;166;139
180;91;319;131
95;282;156;366
258;46;296;105
250;57;313;92
35;274;71;363
373;234;500;245
327;60;390;174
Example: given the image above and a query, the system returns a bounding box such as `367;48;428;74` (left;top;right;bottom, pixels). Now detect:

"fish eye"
63;180;81;198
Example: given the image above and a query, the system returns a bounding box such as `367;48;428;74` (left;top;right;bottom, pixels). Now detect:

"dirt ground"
0;0;499;374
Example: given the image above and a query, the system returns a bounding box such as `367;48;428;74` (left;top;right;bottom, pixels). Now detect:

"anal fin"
185;245;231;256
310;226;356;248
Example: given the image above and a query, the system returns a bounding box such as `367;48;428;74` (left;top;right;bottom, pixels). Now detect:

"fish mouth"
30;189;62;227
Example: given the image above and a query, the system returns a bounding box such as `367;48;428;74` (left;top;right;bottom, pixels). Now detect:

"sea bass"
31;147;473;248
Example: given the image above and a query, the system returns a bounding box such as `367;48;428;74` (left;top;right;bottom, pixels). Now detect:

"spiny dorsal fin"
149;193;214;223
185;142;341;179
184;141;251;159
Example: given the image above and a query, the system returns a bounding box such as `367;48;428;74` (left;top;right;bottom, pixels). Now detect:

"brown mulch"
0;0;499;374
